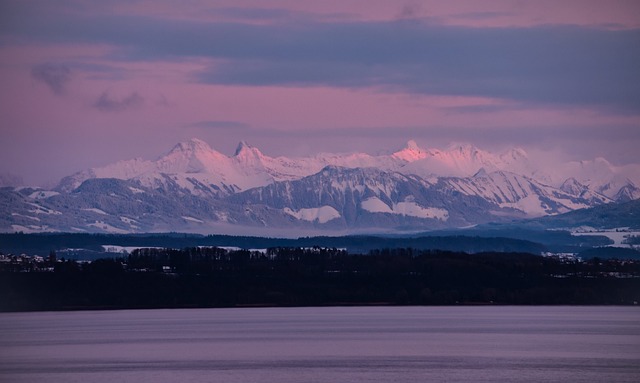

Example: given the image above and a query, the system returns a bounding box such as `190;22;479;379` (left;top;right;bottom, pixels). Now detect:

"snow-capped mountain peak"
169;138;213;154
499;147;529;164
234;140;254;156
8;137;639;234
615;182;640;202
560;177;588;196
392;140;429;162
156;138;229;174
398;142;502;178
234;141;267;164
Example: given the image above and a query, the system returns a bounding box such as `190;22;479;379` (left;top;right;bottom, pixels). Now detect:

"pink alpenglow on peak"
393;140;430;162
4;136;639;234
55;138;640;201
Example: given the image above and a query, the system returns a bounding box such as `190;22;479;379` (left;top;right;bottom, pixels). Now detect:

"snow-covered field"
571;229;640;247
283;206;341;224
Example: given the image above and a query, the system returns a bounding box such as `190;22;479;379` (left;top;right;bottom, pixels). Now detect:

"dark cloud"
187;120;249;130
196;24;640;114
94;91;143;112
442;104;525;115
214;7;306;22
397;4;422;20
69;62;128;81
8;8;640;114
448;11;514;21
31;63;71;95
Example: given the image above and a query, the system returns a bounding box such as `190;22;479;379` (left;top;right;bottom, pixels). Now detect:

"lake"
1;306;639;382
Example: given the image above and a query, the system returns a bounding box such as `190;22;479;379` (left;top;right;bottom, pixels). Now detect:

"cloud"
31;63;71;95
448;11;514;21
175;21;638;114
8;8;640;114
69;62;128;81
214;7;307;22
397;3;422;20
94;91;143;112
193;23;640;114
187;120;249;130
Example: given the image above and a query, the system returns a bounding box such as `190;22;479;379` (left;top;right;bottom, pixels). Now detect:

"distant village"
2;248;639;279
0;252;60;273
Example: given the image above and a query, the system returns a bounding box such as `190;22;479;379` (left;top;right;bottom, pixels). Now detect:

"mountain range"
2;138;639;235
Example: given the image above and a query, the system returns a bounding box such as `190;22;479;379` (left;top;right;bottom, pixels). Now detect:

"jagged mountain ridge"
440;170;611;216
3;138;639;234
231;166;526;229
56;138;639;198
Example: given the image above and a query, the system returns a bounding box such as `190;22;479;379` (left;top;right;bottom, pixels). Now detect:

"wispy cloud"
94;91;143;112
396;3;422;20
187;120;249;130
31;63;72;95
448;11;514;21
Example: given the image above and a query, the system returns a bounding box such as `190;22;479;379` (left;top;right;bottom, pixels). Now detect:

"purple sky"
1;0;639;186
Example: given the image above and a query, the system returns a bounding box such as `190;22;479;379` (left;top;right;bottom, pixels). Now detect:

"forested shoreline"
2;246;639;311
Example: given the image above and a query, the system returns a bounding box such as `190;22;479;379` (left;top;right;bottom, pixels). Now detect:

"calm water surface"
1;306;639;382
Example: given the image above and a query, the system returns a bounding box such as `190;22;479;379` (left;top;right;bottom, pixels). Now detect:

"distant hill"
0;232;546;258
528;199;640;230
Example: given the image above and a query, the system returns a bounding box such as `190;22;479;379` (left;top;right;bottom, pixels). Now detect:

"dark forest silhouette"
2;246;639;311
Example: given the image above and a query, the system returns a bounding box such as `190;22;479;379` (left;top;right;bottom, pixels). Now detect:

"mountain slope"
2;138;638;234
437;170;610;216
55;138;639;202
530;199;640;230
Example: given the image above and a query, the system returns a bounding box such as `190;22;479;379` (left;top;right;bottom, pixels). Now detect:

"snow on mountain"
390;141;638;203
53;138;640;208
358;197;448;219
560;177;589;197
541;158;640;200
614;182;640;202
58;139;272;196
596;174;640;201
559;178;611;204
137;138;273;194
283;206;341;224
394;142;533;180
3;137;637;234
55;138;401;197
46;138;640;203
233;141;320;182
229;166;505;229
431;142;504;175
392;140;429;162
389;202;449;220
155;138;228;174
439;170;601;216
230;165;441;224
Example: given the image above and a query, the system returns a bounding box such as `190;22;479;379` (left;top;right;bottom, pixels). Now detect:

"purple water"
1;306;639;382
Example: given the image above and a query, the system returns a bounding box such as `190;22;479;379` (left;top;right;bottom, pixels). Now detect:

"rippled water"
1;306;639;382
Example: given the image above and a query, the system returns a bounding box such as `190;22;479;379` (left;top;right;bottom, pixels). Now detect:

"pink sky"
1;0;639;186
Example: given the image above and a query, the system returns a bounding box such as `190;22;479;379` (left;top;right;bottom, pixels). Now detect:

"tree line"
2;246;639;311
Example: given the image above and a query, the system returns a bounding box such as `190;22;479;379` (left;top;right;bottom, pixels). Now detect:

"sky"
1;0;639;186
